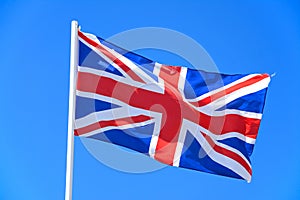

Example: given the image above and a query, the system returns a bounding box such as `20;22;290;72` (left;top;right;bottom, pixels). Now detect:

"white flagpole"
65;20;79;200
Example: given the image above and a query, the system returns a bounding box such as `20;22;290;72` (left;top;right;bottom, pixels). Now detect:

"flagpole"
65;20;79;200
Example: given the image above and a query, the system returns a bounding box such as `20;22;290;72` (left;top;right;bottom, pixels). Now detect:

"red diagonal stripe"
190;74;270;107
201;132;252;175
78;31;145;83
74;115;152;136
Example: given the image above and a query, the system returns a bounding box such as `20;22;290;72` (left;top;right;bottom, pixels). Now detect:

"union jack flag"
74;30;270;182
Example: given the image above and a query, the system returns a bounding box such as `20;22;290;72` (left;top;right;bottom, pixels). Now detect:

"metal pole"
65;20;78;200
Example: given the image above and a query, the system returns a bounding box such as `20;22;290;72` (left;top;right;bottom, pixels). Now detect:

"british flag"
74;30;270;182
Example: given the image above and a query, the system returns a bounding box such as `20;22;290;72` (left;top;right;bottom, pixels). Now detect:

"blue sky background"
0;0;300;199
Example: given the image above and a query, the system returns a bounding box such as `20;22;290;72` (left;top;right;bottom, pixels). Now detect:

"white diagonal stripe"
82;31;158;84
186;74;260;102
204;76;270;110
79;36;132;80
186;120;252;182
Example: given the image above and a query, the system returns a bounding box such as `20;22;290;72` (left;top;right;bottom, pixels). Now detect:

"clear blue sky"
0;0;299;199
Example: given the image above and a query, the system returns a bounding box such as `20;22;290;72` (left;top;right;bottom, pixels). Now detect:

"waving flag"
74;30;270;182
